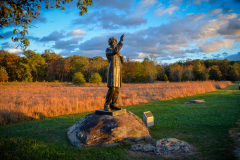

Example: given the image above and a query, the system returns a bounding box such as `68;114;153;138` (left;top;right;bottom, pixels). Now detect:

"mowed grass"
0;83;240;160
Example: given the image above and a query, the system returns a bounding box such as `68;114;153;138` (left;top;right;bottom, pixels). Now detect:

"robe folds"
106;41;124;88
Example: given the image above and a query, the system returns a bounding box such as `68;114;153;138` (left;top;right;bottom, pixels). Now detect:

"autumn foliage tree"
0;49;240;83
0;0;93;50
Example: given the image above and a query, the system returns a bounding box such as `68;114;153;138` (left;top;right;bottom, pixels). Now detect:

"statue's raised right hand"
120;34;124;42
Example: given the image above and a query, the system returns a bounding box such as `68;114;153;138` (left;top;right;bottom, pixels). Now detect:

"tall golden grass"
0;81;231;125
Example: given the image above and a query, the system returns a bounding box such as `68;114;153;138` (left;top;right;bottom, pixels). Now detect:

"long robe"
106;41;123;88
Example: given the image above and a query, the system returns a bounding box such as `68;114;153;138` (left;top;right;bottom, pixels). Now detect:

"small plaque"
95;109;126;116
143;111;154;127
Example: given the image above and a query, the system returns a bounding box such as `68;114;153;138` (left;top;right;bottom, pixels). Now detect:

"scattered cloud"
197;39;235;53
31;14;47;24
79;36;108;51
0;31;14;38
40;30;65;42
208;8;222;15
221;3;231;14
27;36;41;41
222;52;228;56
134;0;158;15
154;4;180;17
217;17;240;35
72;11;147;30
1;42;17;49
52;37;83;50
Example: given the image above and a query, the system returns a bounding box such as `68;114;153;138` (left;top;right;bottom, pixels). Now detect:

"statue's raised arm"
120;34;124;43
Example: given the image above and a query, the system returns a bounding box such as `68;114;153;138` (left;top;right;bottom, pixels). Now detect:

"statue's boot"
104;87;115;111
110;87;122;110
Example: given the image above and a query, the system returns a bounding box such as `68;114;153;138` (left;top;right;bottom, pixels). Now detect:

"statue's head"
108;37;117;46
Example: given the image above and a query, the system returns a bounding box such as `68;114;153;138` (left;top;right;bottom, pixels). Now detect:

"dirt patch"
183;100;206;105
127;149;197;159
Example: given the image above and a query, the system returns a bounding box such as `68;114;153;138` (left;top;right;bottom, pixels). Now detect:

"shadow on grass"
0;110;46;125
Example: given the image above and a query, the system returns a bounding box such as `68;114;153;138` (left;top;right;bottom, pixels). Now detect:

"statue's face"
108;38;116;46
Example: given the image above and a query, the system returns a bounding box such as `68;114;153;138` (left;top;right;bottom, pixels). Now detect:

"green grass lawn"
1;83;240;160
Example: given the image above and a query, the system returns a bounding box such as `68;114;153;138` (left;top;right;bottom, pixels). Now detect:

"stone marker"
143;111;154;127
130;138;193;156
67;111;153;148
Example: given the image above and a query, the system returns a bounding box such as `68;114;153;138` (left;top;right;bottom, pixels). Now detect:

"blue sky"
1;0;240;63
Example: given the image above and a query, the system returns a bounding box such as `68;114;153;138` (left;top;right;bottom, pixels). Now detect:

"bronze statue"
104;34;125;111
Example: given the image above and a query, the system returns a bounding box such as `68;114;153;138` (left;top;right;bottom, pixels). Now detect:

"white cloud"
7;49;23;54
136;52;148;59
154;4;179;17
71;29;86;35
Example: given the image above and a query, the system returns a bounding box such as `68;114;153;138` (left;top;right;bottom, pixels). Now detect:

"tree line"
0;49;240;83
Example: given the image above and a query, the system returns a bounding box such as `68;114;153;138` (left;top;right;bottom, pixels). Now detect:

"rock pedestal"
67;111;153;148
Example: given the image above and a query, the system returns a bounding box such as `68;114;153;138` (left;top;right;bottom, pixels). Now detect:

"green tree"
219;59;229;80
227;63;240;81
17;62;33;82
89;72;102;85
22;50;47;81
142;56;157;83
0;0;93;50
156;64;164;81
73;58;89;73
163;74;168;82
193;59;208;81
73;72;86;85
0;67;8;82
209;65;221;81
134;62;147;82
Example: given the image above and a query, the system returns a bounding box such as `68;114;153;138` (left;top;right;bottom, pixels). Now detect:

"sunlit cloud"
70;29;86;35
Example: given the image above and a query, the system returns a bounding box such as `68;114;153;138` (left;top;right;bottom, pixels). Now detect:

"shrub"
0;67;8;82
73;72;86;85
163;74;168;82
89;73;102;85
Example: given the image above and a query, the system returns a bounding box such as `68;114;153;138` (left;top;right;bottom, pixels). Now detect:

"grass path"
0;83;240;160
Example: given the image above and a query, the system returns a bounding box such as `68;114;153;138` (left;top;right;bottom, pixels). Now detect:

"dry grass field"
0;81;231;125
